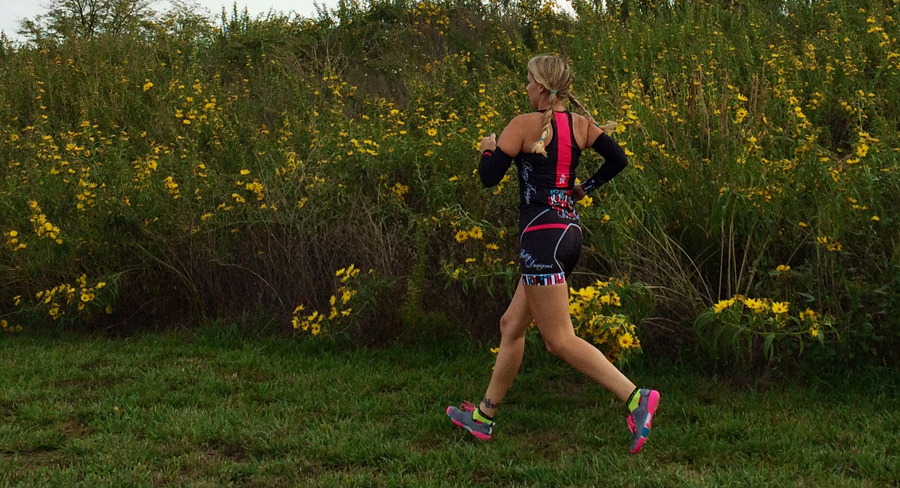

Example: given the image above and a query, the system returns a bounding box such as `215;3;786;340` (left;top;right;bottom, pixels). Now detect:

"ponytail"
530;93;559;156
568;93;617;133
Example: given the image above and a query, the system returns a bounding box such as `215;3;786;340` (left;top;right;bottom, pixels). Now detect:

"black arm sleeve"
581;133;628;193
479;147;514;188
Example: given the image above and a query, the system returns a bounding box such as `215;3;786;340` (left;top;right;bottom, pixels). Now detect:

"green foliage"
1;0;899;368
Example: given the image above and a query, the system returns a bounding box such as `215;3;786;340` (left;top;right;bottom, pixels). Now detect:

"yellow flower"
455;231;468;243
800;308;818;322
469;227;483;240
143;80;153;91
490;347;499;354
568;302;583;317
771;302;789;314
713;299;734;314
743;298;767;313
392;183;409;199
857;143;869;158
776;265;791;273
810;327;820;338
618;333;635;349
245;181;264;194
485;243;499;250
578;286;599;301
600;291;622;307
427;128;438;137
578;194;593;207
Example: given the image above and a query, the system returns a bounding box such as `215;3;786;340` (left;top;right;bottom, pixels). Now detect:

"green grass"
1;327;897;487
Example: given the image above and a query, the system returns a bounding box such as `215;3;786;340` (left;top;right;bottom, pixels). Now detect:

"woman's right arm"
478;117;523;188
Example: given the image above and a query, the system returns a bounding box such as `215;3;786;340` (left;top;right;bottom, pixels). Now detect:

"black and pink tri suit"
479;111;628;286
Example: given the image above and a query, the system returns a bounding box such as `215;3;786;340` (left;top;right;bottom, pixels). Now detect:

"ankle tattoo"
482;397;500;410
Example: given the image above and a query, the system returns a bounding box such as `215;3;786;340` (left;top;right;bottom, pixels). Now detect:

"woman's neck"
536;102;567;112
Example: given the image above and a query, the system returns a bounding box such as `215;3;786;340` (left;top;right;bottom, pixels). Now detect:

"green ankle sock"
626;388;641;412
473;407;494;425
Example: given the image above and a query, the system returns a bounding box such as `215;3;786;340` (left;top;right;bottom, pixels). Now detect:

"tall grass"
1;0;898;367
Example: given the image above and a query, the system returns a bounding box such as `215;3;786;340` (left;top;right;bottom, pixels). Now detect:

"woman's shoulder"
568;112;597;148
502;112;543;138
569;111;591;125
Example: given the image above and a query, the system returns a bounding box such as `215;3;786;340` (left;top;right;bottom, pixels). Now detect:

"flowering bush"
568;278;653;364
292;265;365;337
696;295;835;364
0;0;897;367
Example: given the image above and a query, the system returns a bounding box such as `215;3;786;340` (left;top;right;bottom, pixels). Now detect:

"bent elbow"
481;176;502;188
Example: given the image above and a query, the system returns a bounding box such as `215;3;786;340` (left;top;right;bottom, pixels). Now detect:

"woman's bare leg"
479;279;533;417
524;282;636;401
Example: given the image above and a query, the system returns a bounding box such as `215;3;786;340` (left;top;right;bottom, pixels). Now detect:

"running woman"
446;55;660;454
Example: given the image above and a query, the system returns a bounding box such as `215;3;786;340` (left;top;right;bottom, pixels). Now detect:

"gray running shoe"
446;401;493;441
627;389;660;454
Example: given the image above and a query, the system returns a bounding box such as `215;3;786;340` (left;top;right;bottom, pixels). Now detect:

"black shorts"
518;207;582;286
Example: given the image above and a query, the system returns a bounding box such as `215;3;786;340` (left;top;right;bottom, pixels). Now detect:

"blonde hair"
527;54;618;156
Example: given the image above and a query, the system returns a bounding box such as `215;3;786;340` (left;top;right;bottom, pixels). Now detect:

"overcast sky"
0;0;338;42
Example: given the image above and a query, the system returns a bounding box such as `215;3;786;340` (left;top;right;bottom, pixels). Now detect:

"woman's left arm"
579;123;628;194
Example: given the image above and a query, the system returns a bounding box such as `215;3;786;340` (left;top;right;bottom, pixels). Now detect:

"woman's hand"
480;133;497;152
572;183;586;202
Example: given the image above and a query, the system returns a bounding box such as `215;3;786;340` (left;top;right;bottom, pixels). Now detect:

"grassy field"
1;327;897;487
